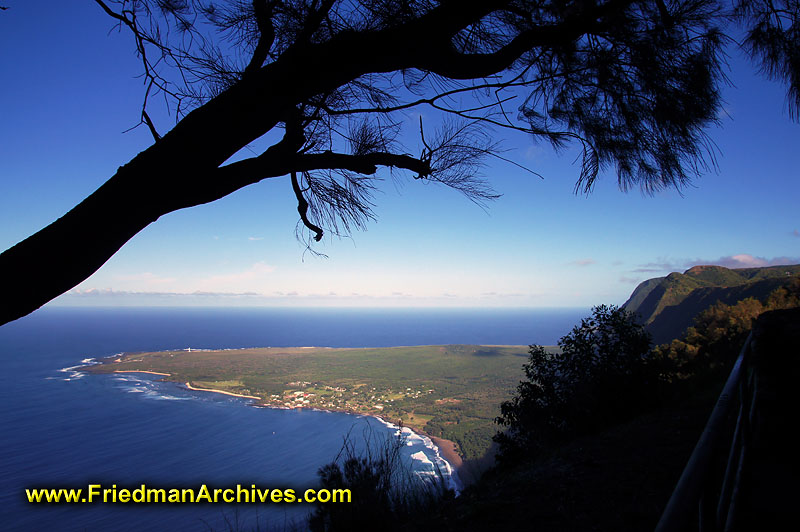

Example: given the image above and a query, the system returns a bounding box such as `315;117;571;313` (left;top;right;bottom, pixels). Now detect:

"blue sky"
1;2;798;309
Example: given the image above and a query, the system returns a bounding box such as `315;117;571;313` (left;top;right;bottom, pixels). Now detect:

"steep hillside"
623;264;800;344
646;277;793;344
621;276;664;315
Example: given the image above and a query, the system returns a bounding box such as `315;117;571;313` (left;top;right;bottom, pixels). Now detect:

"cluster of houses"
264;382;434;412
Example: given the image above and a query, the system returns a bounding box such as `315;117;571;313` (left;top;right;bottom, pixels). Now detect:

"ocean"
0;306;586;531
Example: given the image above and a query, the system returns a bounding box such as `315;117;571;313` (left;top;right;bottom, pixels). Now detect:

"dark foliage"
736;0;800;119
96;0;730;205
494;304;658;462
652;275;800;380
3;1;800;325
309;425;452;531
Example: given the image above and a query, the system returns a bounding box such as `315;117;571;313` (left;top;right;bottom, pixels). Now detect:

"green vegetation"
623;264;800;343
653;275;800;380
323;277;799;531
424;284;800;530
85;344;544;461
82;273;800;531
310;429;451;532
493;277;800;465
494;305;659;462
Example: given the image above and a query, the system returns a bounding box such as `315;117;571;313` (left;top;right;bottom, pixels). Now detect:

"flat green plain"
85;345;546;460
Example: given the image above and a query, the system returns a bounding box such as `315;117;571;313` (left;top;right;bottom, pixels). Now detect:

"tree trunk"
0;0;549;326
0;157;172;325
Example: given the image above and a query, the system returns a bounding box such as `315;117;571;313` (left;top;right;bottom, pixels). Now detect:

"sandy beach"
431;435;463;471
113;370;171;376
256;403;465;481
110;364;462;480
184;382;261;400
379;420;465;489
366;415;464;471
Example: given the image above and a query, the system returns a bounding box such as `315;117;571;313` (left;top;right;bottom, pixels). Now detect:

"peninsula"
82;344;544;462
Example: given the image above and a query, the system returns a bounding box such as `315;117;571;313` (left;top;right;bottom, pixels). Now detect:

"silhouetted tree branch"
735;0;800;119
1;0;798;326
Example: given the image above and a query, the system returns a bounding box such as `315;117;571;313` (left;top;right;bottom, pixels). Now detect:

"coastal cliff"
623;264;800;343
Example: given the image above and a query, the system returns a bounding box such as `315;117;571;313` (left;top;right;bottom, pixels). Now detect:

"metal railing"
655;331;757;532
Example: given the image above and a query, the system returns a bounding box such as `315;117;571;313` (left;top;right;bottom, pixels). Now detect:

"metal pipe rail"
655;331;755;532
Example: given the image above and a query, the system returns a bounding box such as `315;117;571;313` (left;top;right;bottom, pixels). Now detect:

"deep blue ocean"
0;306;586;531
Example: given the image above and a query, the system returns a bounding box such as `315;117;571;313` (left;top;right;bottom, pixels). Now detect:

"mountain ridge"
623;264;800;344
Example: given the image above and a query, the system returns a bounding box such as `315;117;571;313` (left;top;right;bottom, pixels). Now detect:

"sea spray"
371;417;462;494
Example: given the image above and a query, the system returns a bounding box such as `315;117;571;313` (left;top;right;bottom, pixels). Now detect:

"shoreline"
430;435;464;471
95;361;466;481
366;414;465;488
359;412;464;469
411;428;464;488
184;382;262;400
113;370;171;376
177;381;466;486
254;403;465;475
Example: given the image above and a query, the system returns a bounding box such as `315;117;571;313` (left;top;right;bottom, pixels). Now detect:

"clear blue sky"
1;2;798;309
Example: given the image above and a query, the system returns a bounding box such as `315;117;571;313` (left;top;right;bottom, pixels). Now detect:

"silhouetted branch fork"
94;0;130;25
414;0;634;79
298;152;431;177
94;0;171;56
5;0;775;325
244;0;277;75
320;79;538;116
214;150;431;192
292;0;337;49
141;110;161;140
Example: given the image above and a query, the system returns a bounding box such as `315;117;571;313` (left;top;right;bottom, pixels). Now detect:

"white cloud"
716;254;768;268
570;258;596;267
67;289;263;298
57;286;557;308
633;254;800;275
113;272;177;285
68;288;116;296
686;254;799;269
523;144;545;161
632;259;681;273
196;261;277;292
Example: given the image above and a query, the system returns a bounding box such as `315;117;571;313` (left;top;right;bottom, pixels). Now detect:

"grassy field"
85;344;550;460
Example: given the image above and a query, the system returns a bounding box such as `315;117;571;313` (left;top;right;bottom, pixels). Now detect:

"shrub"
653;277;800;380
494;305;658;462
309;424;452;531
